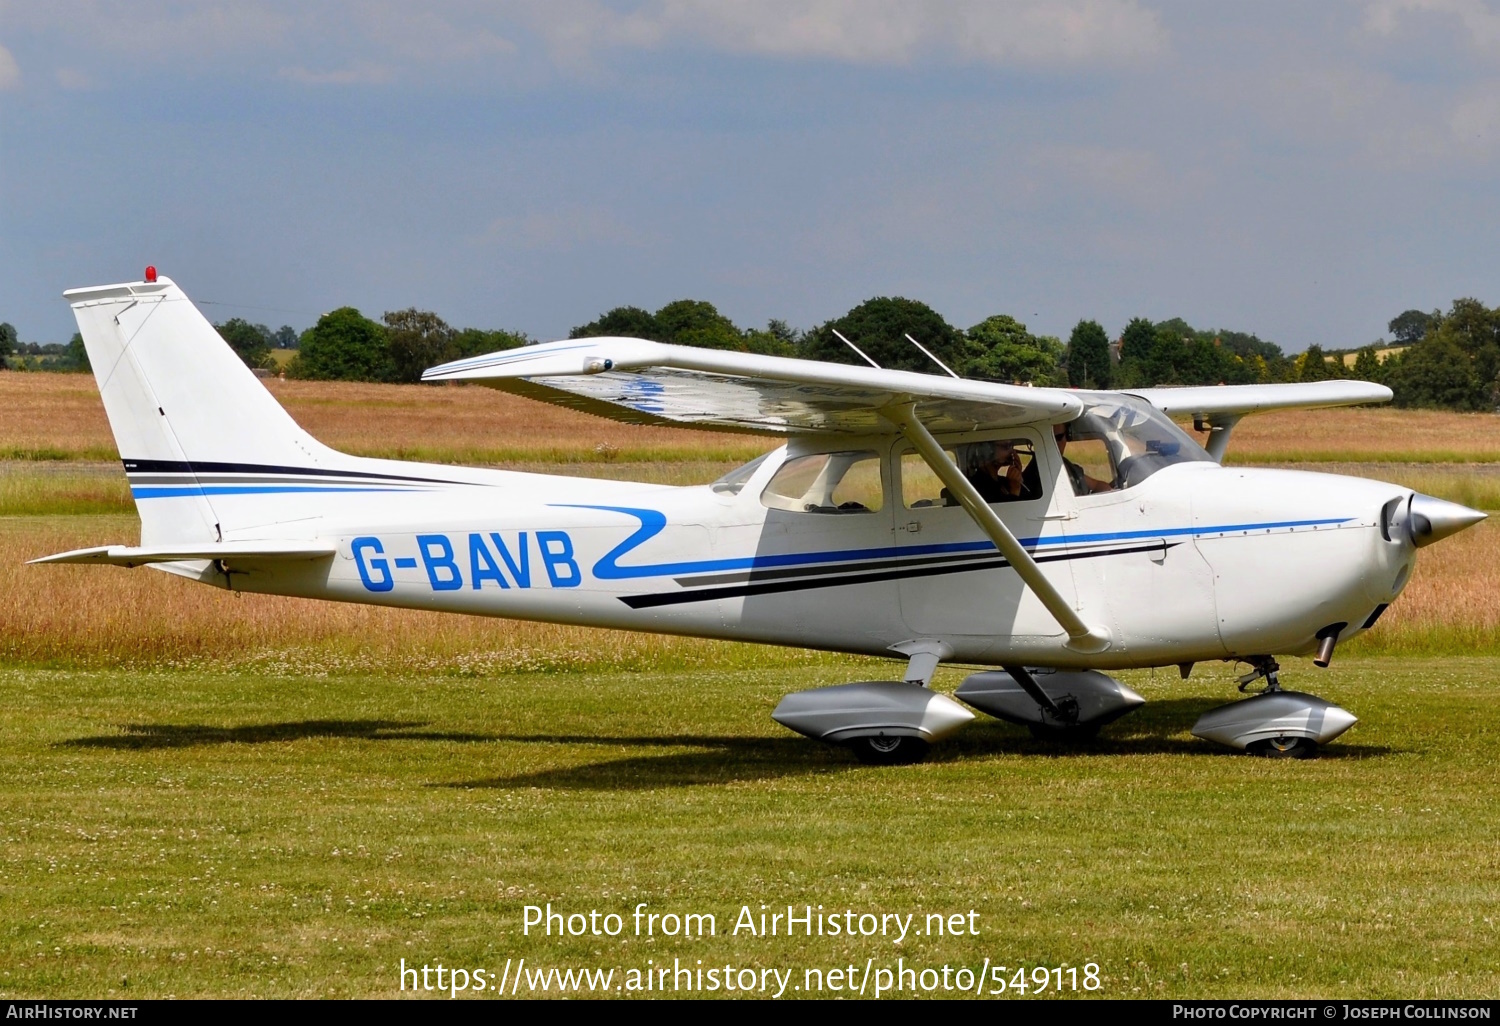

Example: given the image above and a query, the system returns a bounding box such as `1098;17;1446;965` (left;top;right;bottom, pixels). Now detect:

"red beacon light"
144;266;157;283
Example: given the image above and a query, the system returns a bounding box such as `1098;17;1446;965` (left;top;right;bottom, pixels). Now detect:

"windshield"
1069;395;1212;489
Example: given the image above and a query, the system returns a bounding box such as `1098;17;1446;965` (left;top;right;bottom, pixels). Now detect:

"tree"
742;320;798;357
1114;318;1157;387
653;299;743;349
1351;346;1384;383
1431;297;1500;392
1388;309;1438;346
801;297;964;373
961;315;1063;384
1390;334;1483;409
1064;319;1111;388
215;318;274;370
0;322;15;369
273;325;300;349
384;308;456;384
450;327;529;361
290;307;389;381
1295;344;1341;382
64;332;90;373
570;306;661;340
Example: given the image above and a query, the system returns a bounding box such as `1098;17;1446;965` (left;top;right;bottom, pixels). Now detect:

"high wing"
421;337;1083;434
1123;379;1392;460
1127;380;1392;418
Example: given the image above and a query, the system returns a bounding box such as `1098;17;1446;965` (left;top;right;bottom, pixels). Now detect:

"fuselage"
192;429;1416;671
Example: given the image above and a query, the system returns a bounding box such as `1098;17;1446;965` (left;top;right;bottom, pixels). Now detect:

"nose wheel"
849;735;931;765
1246;736;1318;759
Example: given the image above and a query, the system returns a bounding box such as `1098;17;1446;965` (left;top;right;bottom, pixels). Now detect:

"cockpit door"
893;429;1074;640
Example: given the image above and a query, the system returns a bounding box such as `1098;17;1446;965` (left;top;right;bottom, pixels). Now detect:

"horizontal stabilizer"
31;541;337;568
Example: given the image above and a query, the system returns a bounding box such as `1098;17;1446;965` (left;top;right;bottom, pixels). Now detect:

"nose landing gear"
1191;658;1358;758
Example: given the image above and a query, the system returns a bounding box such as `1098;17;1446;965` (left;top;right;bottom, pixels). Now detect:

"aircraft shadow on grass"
56;699;1394;787
57;719;497;750
443;698;1397;791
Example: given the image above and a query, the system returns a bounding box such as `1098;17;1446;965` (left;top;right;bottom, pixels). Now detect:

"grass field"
2;372;1500;999
1;658;1498;999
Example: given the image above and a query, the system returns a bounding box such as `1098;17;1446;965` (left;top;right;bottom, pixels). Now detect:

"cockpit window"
1066;395;1212;491
761;451;884;513
711;452;771;496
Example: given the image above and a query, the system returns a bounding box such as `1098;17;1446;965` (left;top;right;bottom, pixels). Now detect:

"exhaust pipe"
1313;622;1347;668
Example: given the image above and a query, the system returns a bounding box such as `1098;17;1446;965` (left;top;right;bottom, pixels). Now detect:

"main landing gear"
1190;657;1357;759
771;653;1357;763
770;661;1149;764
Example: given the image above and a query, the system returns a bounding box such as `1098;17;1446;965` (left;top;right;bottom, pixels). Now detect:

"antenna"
904;333;960;379
831;328;881;369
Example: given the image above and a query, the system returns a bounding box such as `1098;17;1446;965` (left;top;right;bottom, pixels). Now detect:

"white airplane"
37;272;1486;763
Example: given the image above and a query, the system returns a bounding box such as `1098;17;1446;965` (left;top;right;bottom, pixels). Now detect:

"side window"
901;437;1046;508
761;451;884;513
901;450;956;508
1055;424;1117;496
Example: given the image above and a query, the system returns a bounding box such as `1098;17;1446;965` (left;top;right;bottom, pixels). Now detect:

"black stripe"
622;541;1177;609
676;548;1000;587
121;458;468;486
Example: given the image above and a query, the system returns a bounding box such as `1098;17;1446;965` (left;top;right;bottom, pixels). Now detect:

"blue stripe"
132;485;426;498
558;504;1354;581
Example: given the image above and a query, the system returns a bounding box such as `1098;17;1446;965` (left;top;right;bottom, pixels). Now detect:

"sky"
1;1;1498;352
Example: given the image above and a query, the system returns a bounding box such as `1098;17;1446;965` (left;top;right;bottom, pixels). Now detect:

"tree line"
3;294;1496;411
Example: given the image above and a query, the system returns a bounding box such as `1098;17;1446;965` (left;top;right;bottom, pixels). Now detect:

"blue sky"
1;1;1497;352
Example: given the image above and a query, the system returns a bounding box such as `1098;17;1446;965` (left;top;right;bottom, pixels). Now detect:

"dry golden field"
0;373;768;464
1;371;1498;666
7;371;1500;465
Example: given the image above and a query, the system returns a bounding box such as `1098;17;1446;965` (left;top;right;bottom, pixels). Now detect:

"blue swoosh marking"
557;505;1354;581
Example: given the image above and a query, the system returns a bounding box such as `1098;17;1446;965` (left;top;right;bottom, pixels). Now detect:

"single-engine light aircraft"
38;273;1487;762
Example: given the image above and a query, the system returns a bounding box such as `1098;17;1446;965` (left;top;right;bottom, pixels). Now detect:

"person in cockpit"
1052;421;1114;496
960;438;1041;503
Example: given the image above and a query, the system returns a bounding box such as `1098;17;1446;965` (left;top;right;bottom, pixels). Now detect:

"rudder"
66;274;351;544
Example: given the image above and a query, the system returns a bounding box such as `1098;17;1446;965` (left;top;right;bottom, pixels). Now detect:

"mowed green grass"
1;657;1497;999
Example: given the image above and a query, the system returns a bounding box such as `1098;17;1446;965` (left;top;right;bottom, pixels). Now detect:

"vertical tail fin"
66;275;350;544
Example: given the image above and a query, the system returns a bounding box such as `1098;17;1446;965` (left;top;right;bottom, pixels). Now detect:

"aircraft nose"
1407;493;1486;548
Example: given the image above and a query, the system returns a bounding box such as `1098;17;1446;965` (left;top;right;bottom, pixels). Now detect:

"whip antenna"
904;333;960;378
831;328;881;369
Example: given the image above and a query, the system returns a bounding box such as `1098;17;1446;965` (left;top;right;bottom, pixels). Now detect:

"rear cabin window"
761;451;884;513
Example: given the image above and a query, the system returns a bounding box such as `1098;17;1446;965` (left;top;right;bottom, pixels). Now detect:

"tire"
1247;736;1318;760
1027;723;1101;743
849;735;931;765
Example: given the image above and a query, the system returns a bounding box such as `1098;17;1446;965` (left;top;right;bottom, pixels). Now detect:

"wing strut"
880;402;1111;654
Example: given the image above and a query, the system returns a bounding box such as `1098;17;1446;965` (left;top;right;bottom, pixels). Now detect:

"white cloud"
54;67;91;90
0;2;514;79
1364;0;1500;55
278;65;393;87
0;44;20;89
1450;89;1500;152
531;0;1168;67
